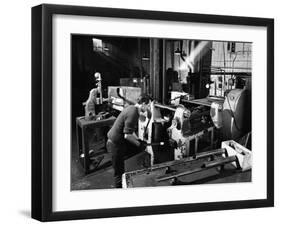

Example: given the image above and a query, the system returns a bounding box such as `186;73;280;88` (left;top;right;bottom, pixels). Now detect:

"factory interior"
71;35;252;190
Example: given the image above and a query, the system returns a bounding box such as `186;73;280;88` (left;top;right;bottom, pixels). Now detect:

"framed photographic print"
31;4;274;221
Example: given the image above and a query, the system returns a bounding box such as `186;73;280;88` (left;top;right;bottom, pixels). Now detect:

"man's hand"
124;133;147;151
138;139;147;151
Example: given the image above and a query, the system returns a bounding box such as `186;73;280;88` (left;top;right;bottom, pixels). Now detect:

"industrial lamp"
175;47;181;55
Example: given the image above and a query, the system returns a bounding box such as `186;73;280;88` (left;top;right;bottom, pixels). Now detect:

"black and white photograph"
71;35;252;190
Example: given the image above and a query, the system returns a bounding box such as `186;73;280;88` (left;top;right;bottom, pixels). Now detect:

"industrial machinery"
102;76;251;182
106;83;251;165
170;91;194;106
167;103;215;159
77;72;117;174
222;88;251;140
138;101;173;165
108;86;141;111
76;115;116;174
83;72;103;120
137;99;217;164
120;85;252;186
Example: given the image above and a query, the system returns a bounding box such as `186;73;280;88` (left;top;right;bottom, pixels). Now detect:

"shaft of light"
181;41;211;72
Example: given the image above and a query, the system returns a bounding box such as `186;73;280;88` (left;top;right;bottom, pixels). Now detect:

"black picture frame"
31;3;274;222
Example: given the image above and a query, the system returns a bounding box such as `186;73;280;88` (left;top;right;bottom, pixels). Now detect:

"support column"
150;39;160;101
162;40;166;104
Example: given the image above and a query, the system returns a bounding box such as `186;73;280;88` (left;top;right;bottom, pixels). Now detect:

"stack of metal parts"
122;140;251;188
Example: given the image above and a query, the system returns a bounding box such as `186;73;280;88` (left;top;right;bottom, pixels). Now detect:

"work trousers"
106;139;140;187
107;140;126;177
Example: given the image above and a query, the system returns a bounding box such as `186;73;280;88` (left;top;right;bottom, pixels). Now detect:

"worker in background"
107;94;152;188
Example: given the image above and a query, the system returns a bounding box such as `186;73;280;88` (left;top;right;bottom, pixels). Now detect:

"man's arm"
123;107;141;147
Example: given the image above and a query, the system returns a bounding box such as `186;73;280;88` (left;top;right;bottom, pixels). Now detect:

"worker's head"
136;94;153;118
